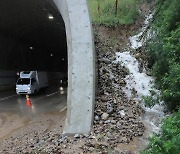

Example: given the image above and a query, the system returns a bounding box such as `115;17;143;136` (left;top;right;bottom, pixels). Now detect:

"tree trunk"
115;0;118;17
98;1;101;16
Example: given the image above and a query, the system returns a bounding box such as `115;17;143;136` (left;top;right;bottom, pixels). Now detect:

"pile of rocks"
89;34;145;152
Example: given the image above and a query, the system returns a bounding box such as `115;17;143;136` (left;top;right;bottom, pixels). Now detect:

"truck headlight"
27;87;31;90
60;87;63;91
16;87;18;90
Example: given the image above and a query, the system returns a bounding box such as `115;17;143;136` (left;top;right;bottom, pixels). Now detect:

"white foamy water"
116;52;155;99
130;13;153;49
125;12;165;134
115;51;164;134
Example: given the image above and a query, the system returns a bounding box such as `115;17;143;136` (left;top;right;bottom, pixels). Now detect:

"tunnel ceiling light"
42;8;47;11
62;58;64;61
50;53;54;57
29;46;33;50
48;14;54;20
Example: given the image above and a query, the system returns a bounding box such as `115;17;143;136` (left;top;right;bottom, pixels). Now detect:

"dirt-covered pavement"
0;110;66;153
0;113;29;140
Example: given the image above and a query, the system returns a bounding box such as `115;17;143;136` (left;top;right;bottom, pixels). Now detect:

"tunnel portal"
0;0;67;72
0;0;95;134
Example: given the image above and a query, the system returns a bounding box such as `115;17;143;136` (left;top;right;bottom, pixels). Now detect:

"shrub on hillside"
147;0;180;111
141;108;180;154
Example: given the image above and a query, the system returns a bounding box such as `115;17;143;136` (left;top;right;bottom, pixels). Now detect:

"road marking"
46;91;59;97
59;106;67;112
0;95;17;102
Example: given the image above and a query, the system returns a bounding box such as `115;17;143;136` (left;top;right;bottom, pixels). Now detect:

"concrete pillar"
53;0;95;134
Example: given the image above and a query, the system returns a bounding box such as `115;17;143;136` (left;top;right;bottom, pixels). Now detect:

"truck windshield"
17;78;30;85
22;71;30;74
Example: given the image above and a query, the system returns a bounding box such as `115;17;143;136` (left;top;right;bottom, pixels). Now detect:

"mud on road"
0;110;66;153
0;113;29;140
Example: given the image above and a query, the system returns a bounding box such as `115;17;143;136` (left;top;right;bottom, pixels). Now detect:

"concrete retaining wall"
53;0;95;134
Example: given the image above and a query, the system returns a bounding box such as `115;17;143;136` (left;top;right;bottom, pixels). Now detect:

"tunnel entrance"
0;0;67;72
0;0;95;134
0;0;68;123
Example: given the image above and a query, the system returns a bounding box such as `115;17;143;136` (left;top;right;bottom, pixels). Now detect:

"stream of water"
116;13;165;135
115;51;164;134
129;13;153;49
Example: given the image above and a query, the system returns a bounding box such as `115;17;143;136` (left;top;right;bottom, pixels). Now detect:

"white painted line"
0;95;17;102
59;106;67;112
46;91;59;97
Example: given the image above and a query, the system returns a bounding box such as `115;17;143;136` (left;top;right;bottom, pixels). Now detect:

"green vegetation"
143;96;159;107
89;0;139;26
141;108;180;154
142;0;180;153
147;0;180;111
142;90;161;107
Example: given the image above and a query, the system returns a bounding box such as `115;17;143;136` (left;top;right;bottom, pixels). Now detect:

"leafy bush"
89;0;139;26
141;108;180;154
142;94;161;107
162;63;180;111
147;0;180;111
143;95;156;107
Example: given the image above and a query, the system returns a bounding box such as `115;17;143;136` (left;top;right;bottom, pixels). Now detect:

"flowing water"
116;13;165;137
115;51;164;135
129;13;153;49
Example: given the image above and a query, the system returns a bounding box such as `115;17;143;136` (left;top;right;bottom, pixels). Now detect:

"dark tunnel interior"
0;0;67;72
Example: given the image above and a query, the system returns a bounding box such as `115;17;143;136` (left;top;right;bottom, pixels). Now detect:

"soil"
0;110;66;153
0;113;29;140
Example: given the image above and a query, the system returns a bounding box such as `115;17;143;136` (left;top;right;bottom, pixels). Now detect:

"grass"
89;0;139;26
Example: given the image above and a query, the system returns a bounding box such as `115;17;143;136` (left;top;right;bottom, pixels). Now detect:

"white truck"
16;71;48;95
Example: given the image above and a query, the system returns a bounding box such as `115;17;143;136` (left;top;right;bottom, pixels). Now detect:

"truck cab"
16;71;48;95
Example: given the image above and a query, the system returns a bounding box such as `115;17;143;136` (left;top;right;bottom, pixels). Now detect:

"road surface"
0;85;67;116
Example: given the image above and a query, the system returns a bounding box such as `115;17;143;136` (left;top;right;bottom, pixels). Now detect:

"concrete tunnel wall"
53;0;95;134
0;70;16;86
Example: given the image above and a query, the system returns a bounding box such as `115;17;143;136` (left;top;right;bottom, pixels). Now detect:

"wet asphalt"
0;85;67;116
